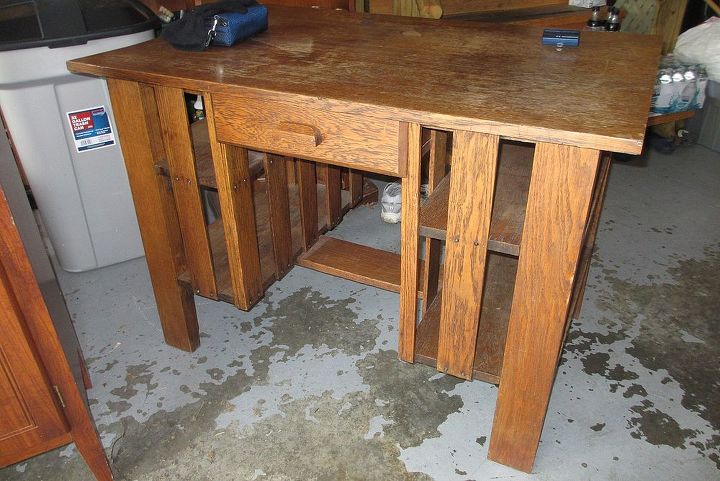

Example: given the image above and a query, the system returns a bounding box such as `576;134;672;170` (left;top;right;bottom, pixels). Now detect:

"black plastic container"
0;0;159;51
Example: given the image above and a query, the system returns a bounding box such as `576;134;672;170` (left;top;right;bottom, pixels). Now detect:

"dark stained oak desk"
68;6;659;473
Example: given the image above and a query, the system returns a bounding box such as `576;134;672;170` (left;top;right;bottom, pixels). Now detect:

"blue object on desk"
210;4;268;47
542;29;581;48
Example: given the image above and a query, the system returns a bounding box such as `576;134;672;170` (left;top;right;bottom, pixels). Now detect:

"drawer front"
212;93;402;176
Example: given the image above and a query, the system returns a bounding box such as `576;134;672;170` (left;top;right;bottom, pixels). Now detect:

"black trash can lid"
0;0;160;51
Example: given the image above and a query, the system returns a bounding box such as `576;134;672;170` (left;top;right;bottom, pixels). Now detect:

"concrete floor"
1;144;718;481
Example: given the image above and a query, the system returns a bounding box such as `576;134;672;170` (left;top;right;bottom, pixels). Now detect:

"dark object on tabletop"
542;29;580;48
162;0;266;51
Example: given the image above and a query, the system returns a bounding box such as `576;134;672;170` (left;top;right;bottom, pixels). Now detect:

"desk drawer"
211;93;402;176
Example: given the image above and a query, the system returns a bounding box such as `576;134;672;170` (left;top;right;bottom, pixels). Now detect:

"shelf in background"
297;235;424;298
414;252;518;384
419;141;533;257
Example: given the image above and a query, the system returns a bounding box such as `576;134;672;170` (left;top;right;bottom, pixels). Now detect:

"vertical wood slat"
436;131;500;380
297;159;319;251
107;79;199;351
263;153;294;279
570;153;612;322
154;86;217;298
205;95;264;310
320;163;343;228
349;169;364;207
488;143;600;473
398;122;421;362
421;129;448;315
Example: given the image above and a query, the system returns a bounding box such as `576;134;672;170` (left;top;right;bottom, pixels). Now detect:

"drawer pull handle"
275;121;323;147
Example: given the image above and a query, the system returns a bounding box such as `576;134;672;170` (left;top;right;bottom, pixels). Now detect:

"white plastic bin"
0;1;158;272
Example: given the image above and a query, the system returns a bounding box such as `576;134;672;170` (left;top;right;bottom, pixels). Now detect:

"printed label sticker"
67;106;116;153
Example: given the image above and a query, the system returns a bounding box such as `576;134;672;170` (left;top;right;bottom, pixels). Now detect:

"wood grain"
212;93;401;175
421;129;448;316
297;235;423;295
398;122;421;362
108;79;199;352
319;163;343;228
419;141;532;256
67;6;661;154
349;170;364;207
296;159;319;251
415;252;517;385
205;95;264;309
436;130;499;380
153;119;264;189
569;154;612;322
263;154;294;279
0;185;112;480
488;143;600;473
154;86;217;299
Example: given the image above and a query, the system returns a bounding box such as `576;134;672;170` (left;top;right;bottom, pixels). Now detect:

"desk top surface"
67;6;660;154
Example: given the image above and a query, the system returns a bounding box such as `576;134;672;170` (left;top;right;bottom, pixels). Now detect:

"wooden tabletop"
67;6;660;154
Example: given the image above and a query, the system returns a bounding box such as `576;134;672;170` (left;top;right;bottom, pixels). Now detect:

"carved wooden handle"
275;121;323;147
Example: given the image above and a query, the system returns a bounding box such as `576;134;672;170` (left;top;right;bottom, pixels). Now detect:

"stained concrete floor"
2;144;719;481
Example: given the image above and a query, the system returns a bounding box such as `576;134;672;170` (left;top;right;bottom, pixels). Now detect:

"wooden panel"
319;163;343;228
421;129;448;316
0;276;68;446
67;8;661;155
107;79;199;351
398;122;421;362
180;181;330;305
262;0;349;8
212;93;401;175
0;189;111;480
653;0;689;54
155;85;217;298
297;159;319;251
436;131;499;380
153;120;264;189
488;143;600;473
297;235;423;295
415;253;518;384
442;0;565;15
263;154;294;279
570;154;612;322
205;95;264;310
419;141;532;256
349;170;364;207
647;110;695;126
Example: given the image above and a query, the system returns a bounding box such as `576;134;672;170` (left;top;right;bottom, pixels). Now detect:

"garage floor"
1;144;719;481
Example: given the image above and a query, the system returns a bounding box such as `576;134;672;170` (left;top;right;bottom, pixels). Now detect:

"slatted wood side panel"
155;86;217;299
205;95;264;310
436;131;500;380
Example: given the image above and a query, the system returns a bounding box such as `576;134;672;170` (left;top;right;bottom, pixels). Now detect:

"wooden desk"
68;6;659;473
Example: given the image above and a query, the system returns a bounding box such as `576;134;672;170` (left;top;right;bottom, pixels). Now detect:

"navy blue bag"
162;0;266;51
208;4;268;47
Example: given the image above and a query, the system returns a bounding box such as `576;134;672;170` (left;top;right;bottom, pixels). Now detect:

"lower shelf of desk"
177;177;378;305
415;252;518;384
297;235;424;298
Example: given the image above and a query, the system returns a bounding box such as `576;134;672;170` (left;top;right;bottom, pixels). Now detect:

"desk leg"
398;122;421;362
107;79;198;351
488;143;600;472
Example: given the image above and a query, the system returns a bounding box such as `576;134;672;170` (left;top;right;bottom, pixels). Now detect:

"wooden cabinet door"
0;261;70;467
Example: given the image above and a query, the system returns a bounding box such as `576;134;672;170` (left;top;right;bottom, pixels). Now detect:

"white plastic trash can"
0;0;158;272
